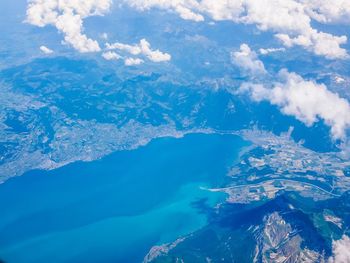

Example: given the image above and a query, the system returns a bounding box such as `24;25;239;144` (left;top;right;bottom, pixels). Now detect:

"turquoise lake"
0;133;246;263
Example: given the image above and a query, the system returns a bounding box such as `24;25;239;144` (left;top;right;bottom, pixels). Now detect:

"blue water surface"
0;133;247;263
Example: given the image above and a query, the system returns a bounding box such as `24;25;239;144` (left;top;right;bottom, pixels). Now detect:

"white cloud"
27;2;172;65
124;57;144;66
231;44;267;76
106;38;171;63
127;0;205;22
102;51;121;61
40;45;54;54
304;0;350;24
276;30;348;59
239;69;350;139
139;39;171;62
335;76;346;84
27;0;350;59
26;0;112;53
106;42;142;55
329;235;350;263
259;47;286;55
125;0;349;59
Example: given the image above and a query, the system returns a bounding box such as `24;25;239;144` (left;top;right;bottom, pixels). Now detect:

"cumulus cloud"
239;69;350;139
139;39;171;62
329;235;350;263
304;0;350;24
102;51;121;61
106;38;171;63
27;0;350;59
276;30;348;59
106;42;142;55
40;45;54;54
127;0;205;22
124;57;144;66
26;0;112;53
26;0;350;59
27;2;172;64
126;0;349;59
259;47;286;55
231;44;267;76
